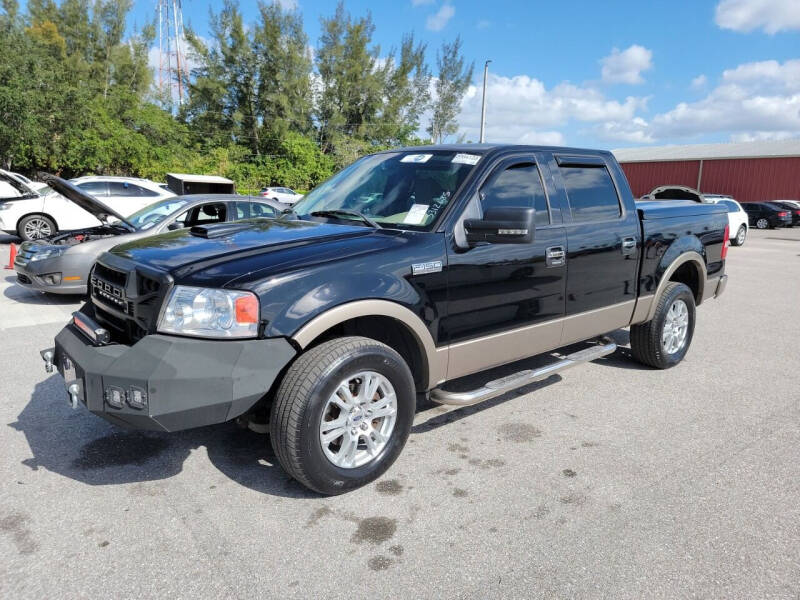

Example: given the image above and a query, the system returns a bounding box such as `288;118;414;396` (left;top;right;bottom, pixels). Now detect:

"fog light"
40;273;62;285
105;386;125;409
127;386;147;410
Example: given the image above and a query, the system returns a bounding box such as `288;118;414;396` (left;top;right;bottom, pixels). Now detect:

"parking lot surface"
1;229;799;599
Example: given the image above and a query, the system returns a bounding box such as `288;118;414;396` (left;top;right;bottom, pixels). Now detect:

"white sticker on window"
400;153;433;163
452;153;481;165
403;204;430;225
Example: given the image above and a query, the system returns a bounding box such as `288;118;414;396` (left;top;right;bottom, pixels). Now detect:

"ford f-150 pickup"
41;144;729;494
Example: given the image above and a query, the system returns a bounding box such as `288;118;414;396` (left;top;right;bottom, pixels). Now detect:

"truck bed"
636;199;728;220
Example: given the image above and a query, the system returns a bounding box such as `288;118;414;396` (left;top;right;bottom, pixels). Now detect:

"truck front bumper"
42;318;296;432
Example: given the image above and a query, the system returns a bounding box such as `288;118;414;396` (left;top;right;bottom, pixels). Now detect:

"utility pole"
479;60;491;143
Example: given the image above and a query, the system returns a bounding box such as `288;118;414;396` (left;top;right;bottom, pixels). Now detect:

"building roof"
166;173;234;184
612;139;800;163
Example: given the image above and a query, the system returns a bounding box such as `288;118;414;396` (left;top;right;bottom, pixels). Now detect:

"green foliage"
428;36;474;144
1;0;473;187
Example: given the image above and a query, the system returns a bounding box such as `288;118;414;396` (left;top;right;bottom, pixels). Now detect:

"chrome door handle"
545;246;566;267
621;237;636;255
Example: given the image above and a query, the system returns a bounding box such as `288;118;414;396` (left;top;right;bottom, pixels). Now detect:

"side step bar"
430;337;617;407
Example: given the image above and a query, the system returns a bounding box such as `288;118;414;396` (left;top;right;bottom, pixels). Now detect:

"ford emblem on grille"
90;275;129;312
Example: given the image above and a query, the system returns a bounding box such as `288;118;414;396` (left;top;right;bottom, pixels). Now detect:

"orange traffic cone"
5;244;17;269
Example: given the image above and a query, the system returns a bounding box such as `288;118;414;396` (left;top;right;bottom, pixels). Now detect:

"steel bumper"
42;318;296;432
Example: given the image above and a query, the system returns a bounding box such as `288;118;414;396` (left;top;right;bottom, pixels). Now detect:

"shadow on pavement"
9;375;316;499
10;329;648;497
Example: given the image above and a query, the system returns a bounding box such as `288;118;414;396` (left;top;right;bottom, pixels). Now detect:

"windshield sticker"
452;153;481;165
400;153;433;164
403;203;430;225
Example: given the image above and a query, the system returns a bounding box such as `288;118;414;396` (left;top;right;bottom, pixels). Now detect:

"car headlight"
0;202;12;211
158;286;259;339
29;246;67;261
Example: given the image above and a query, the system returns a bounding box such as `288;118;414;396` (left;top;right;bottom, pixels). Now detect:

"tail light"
778;211;789;217
721;224;729;260
795;210;800;215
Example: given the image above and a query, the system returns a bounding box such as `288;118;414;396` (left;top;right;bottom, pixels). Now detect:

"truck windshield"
127;198;191;230
292;151;482;230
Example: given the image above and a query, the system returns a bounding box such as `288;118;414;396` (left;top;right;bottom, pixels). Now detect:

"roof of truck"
380;143;614;156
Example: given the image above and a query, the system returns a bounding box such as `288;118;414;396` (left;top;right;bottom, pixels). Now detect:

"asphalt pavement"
0;228;798;599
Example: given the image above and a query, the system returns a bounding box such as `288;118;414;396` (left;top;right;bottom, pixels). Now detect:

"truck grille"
89;258;170;345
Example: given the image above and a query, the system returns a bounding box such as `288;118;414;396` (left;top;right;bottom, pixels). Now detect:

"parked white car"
0;174;175;241
260;186;303;205
703;195;749;246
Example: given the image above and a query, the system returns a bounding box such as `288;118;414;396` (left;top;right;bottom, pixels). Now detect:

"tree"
428;36;473;144
315;2;385;158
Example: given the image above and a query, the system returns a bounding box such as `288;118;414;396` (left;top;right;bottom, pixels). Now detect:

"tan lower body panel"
444;300;635;381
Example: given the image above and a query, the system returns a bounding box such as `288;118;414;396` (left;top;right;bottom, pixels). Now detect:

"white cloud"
691;74;708;89
609;58;800;142
730;130;798;142
426;4;455;31
476;19;491;29
411;0;435;5
450;73;649;144
275;0;298;9
600;45;653;85
715;0;800;34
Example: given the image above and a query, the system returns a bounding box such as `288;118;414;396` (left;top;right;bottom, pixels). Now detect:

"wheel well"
669;261;701;303
17;212;58;234
306;315;428;391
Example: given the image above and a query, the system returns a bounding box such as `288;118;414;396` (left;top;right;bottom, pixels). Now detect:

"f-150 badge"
412;261;443;275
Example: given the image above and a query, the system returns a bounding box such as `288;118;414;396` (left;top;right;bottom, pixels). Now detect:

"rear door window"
185;203;227;226
560;166;621;222
108;182;159;197
480;162;550;226
721;200;739;213
77;181;108;196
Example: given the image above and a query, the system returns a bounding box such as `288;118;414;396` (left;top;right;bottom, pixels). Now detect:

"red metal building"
613;140;800;203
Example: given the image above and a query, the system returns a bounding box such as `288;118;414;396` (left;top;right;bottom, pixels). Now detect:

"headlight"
158;286;259;339
29;246;67;261
0;202;12;211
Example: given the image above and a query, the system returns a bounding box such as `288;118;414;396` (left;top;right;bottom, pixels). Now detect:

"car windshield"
127;197;192;230
292;150;482;230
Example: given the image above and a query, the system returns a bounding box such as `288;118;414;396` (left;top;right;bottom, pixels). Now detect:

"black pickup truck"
42;145;729;494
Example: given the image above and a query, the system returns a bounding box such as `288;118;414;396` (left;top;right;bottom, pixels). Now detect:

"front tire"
18;214;56;241
630;282;696;369
269;336;415;495
731;225;747;246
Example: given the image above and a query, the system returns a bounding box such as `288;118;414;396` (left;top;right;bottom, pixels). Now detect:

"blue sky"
127;0;800;149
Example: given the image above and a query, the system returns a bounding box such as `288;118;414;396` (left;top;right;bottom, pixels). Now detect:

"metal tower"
157;0;188;107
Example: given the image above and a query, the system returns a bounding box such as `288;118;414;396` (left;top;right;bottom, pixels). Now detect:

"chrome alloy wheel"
23;218;52;239
319;371;397;469
756;218;769;229
736;226;746;245
662;299;689;355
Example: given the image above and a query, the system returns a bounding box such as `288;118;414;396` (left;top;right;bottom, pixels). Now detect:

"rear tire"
18;214;56;241
730;225;747;246
630;282;696;369
755;218;769;230
269;336;415;495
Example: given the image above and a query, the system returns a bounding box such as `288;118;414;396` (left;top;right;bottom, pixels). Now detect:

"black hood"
0;170;38;199
38;173;136;230
109;218;378;277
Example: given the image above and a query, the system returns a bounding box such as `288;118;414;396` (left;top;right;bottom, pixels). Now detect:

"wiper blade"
310;209;381;229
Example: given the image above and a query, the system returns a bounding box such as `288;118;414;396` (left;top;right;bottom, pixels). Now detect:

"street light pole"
479;59;491;143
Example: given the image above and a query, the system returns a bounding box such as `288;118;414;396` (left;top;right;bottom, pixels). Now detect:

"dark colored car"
742;202;793;229
42;144;729;495
771;201;800;226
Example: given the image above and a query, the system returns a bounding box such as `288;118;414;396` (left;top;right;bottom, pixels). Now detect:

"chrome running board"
430;337;617;407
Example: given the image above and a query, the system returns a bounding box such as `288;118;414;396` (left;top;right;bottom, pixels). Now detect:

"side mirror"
167;222;182;231
464;206;535;245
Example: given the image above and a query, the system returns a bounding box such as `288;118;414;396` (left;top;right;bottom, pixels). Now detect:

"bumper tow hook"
67;383;80;410
41;348;55;374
